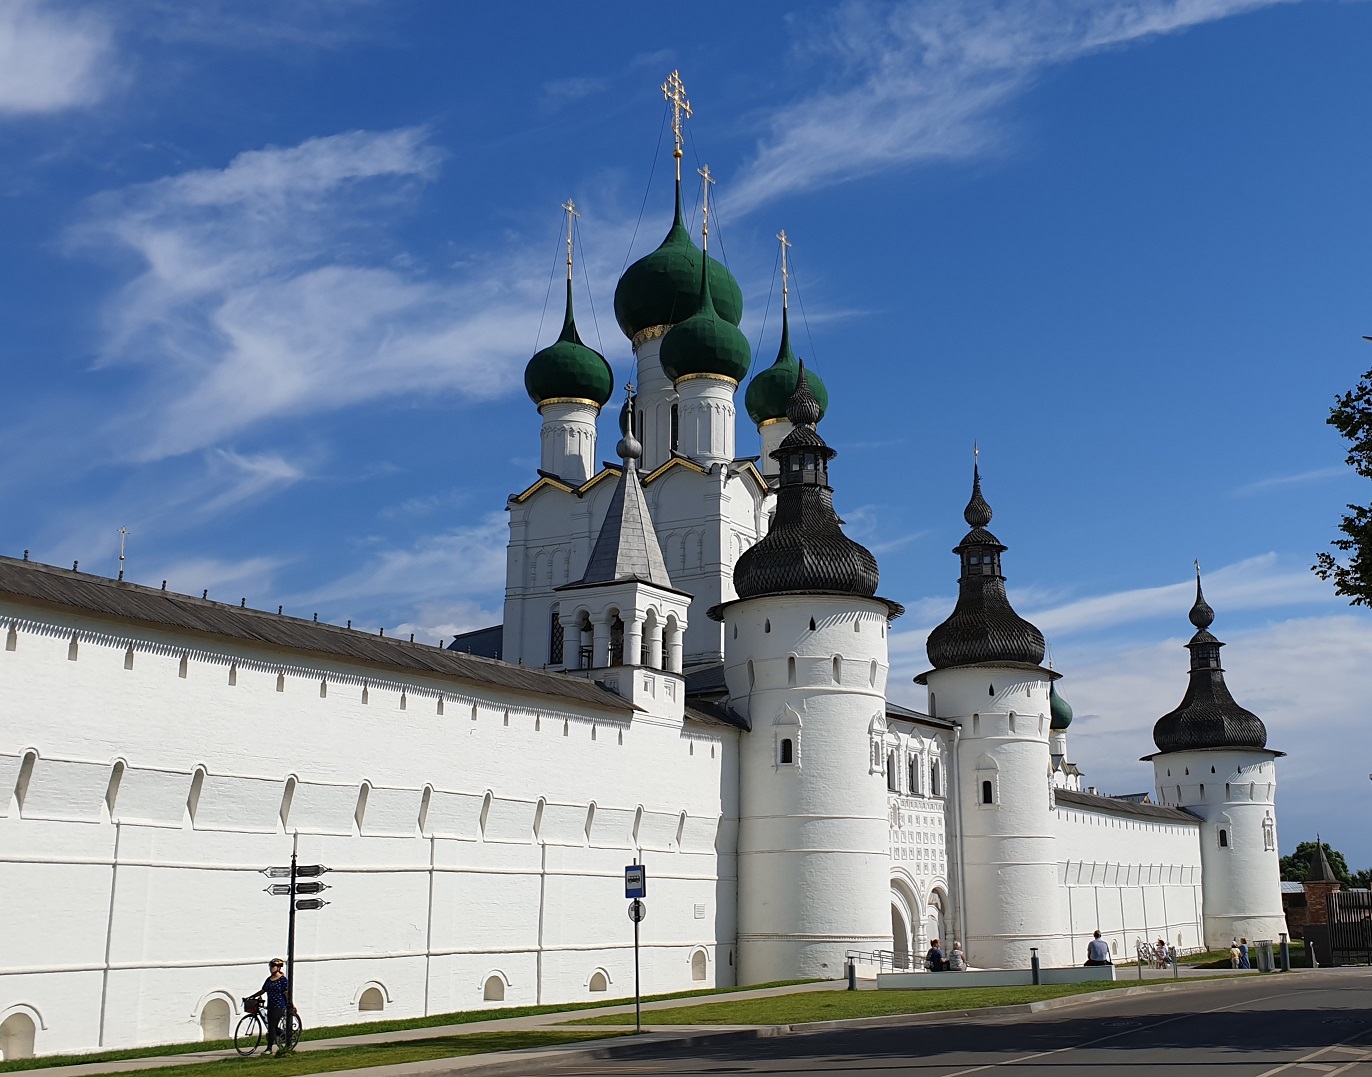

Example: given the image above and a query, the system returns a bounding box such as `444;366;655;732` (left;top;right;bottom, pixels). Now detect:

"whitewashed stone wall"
0;602;737;1057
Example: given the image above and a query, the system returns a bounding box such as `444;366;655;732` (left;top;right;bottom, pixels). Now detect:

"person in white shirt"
1085;930;1112;966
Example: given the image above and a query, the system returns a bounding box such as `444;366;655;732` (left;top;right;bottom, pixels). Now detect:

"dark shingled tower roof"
925;464;1046;670
1151;570;1267;753
1306;837;1339;883
719;363;901;617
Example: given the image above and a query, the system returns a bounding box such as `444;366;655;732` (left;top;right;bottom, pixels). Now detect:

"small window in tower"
779;738;794;765
764;619;771;633
981;780;993;805
787;656;796;686
931;762;941;797
670;402;679;452
887;752;899;792
1219;829;1229;848
809;617;816;631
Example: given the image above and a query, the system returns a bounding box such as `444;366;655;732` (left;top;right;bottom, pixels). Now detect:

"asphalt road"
549;969;1372;1076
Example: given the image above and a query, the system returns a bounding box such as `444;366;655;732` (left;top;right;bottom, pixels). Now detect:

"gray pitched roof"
1054;788;1199;824
577;457;673;587
0;557;631;715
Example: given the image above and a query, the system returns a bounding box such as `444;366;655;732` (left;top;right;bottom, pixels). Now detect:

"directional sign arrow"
265;881;330;897
294;898;328;911
263;864;329;879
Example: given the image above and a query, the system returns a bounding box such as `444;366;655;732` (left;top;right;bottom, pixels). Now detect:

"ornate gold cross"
698;164;714;248
661;70;692;176
777;229;791;304
561;198;578;280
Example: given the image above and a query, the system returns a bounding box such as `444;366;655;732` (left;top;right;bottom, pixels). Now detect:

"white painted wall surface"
1152;748;1286;946
0;604;737;1056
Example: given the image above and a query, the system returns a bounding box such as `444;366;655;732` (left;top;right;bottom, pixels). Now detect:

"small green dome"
524;282;614;407
743;307;829;425
613;182;743;342
1050;682;1074;730
659;248;751;384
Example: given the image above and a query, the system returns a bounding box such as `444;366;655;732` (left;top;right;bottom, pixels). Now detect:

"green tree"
1354;867;1372;890
1280;840;1352;885
1314;360;1372;603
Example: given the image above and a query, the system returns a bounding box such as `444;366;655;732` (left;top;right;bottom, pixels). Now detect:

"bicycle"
234;996;303;1056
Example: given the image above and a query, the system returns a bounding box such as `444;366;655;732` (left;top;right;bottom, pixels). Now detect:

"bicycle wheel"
233;1014;262;1056
271;1011;304;1053
289;1013;304;1048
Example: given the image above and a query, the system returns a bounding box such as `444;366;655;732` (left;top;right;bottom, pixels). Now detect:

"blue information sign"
625;864;646;899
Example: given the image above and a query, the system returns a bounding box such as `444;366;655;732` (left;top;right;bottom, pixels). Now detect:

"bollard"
1030;947;1041;986
1170;946;1179;979
1279;933;1291;973
847;960;857;991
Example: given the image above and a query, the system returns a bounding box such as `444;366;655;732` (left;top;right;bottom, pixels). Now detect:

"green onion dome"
659;240;751;385
743;307;829;425
1049;682;1073;730
613;182;743;344
524;281;614;408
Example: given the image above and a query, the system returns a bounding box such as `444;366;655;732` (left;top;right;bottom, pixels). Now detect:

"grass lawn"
0;1031;622;1077
0;980;813;1073
571;979;1190;1026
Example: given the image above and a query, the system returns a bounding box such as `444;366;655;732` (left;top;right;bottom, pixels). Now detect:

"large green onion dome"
613;182;743;344
659;240;751;385
1050;682;1073;730
524;281;614;408
743;307;828;425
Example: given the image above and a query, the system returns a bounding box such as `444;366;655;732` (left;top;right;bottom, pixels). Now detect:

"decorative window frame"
773;705;801;769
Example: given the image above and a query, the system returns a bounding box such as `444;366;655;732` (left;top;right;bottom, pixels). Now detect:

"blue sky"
1;0;1368;866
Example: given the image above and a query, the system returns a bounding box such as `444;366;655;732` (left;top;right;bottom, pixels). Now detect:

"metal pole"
1279;932;1291;973
633;911;641;1034
1030;947;1040;985
285;846;297;1051
847;959;857;991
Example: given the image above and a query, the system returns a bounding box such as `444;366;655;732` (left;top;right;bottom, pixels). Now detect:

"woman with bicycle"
253;959;298;1054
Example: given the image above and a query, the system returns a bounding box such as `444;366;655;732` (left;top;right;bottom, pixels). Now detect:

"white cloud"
0;0;114;114
542;76;610;112
1233;466;1347;496
70;128;568;461
153;554;285;602
726;0;1291;214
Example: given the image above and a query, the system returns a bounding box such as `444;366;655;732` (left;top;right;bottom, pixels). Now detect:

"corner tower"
917;463;1067;968
1147;568;1285;946
712;365;903;983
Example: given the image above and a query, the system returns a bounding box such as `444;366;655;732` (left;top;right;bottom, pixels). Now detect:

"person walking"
1085;930;1112;966
252;959;297;1054
1238;938;1251;969
1229;940;1241;968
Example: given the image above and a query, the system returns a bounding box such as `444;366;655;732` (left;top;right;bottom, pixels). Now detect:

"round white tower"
918;466;1069;969
714;365;904;983
1148;571;1286;946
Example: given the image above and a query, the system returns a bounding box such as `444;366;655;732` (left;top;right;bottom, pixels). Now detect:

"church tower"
523;202;614;486
713;366;904;983
553;397;690;711
1148;569;1286;946
918;465;1067;968
743;233;830;479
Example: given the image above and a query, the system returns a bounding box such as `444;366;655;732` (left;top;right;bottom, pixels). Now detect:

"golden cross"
698;164;714;248
661;70;692;177
623;380;636;399
561;198;579;281
117;526;127;581
777;230;791;305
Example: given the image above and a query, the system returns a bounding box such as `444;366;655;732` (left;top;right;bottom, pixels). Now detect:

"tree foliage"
1315;363;1372;604
1280;840;1352;885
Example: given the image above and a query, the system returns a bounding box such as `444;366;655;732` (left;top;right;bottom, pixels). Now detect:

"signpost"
262;851;329;1051
625;865;646;1033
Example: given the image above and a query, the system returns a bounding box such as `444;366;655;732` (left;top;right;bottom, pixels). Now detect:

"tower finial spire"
1190;560;1215;630
697;164;714;252
777;229;791;309
561;198;578;283
661;70;692;183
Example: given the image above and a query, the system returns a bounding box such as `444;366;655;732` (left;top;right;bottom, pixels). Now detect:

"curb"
319;974;1271;1077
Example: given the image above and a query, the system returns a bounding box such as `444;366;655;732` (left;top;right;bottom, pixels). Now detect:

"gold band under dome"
538;397;601;410
631;324;671;350
675;372;738;388
757;416;791;428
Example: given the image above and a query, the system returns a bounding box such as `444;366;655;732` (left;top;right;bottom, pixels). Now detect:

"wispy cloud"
541;76;610;112
0;0;114;115
198;449;307;515
726;0;1290;214
68;127;562;461
1233;465;1346;496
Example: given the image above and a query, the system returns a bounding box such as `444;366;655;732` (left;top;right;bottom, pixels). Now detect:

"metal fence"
1328;890;1372;966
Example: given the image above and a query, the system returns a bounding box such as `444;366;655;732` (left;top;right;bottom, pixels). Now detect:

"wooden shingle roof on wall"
0;557;631;715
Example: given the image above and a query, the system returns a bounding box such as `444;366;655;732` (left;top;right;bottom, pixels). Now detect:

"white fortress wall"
0;601;737;1055
1052;798;1204;965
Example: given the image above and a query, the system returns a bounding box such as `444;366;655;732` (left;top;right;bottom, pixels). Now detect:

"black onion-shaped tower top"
720;363;901;616
1152;569;1267;753
924;464;1046;670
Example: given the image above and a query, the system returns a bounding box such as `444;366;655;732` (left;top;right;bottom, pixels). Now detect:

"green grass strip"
3;1032;622;1077
0;980;814;1073
570;978;1224;1026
